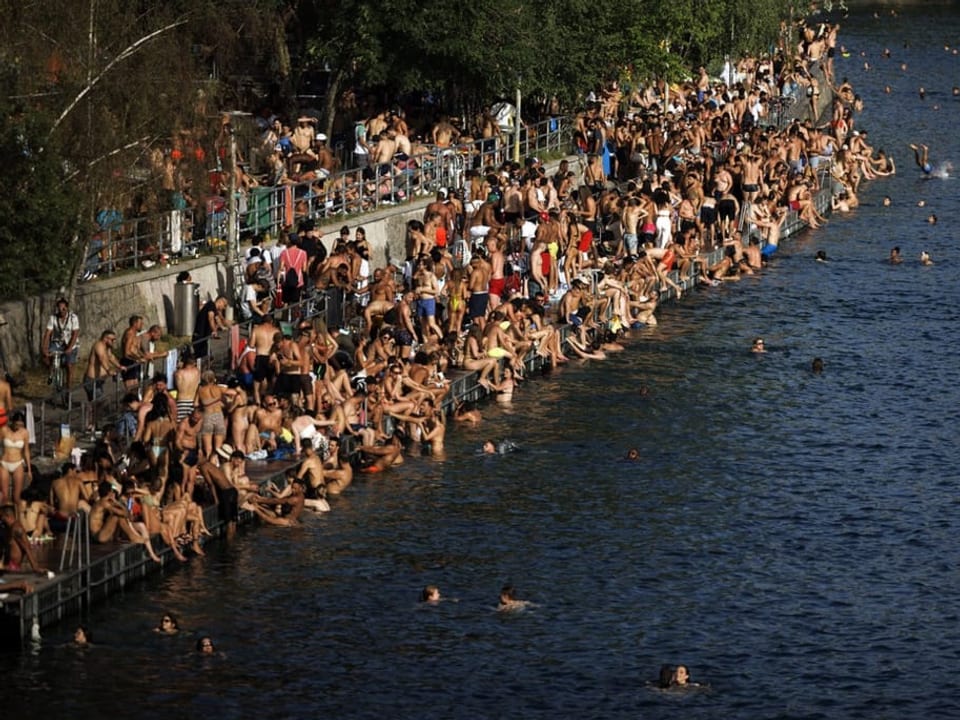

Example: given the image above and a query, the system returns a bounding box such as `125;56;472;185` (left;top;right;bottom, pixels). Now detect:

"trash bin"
174;282;199;337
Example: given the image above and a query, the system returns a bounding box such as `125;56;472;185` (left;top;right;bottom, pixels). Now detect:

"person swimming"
481;439;520;455
155;612;180;634
889;246;903;264
812;357;824;374
815;250;828;262
658;663;700;689
497;585;532;611
420;585;441;603
626;448;640;461
921;251;934;265
73;625;93;647
752;337;766;353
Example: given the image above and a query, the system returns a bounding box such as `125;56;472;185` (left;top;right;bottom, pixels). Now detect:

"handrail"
83;117;573;281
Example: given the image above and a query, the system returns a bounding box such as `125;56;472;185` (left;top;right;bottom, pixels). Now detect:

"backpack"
280;247;305;289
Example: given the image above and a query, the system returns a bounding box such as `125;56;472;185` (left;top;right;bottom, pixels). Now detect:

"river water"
4;5;960;719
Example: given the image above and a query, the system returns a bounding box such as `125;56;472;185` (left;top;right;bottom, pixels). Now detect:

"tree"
0;66;82;299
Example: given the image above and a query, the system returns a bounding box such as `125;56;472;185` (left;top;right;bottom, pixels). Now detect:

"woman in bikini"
197;370;231;461
0;411;32;512
141;402;176;482
445;267;469;336
461;324;499;389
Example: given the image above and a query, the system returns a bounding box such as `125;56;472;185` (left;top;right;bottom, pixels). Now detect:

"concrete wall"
0;257;230;375
0;205;424;375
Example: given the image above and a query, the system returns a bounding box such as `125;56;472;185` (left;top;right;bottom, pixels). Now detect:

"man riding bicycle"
42;297;80;390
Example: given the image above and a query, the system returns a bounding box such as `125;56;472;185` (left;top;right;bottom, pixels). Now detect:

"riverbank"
0;168;835;645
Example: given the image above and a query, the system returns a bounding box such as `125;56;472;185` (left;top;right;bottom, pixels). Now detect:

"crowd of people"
3;16;900;595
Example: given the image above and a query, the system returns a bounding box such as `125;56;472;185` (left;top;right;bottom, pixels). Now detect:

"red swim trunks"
488;277;506;298
578;230;594;254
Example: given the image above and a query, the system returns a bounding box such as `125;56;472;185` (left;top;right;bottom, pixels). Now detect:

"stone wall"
0;203;424;375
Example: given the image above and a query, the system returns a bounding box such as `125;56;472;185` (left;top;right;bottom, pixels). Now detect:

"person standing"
41;297;80;390
277;235;308;307
174;352;201;420
0;411;31;512
119;315;146;391
84;330;121;430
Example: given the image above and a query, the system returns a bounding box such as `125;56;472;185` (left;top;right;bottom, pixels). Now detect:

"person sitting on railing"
49;462;93;525
784;175;825;230
191;295;229;361
370;130;397;179
431;115;460;148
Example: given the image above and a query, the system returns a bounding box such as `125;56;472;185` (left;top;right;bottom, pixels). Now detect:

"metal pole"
514;81;522;164
226;126;238;301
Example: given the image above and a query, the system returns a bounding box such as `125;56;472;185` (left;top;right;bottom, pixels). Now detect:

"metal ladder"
59;512;90;572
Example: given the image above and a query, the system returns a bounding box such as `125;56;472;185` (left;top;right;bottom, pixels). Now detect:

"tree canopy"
0;0;788;299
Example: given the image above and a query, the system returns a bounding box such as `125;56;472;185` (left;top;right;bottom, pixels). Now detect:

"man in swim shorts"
119;315;146;391
467;254;491;330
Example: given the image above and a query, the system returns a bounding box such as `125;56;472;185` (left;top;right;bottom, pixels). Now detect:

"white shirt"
47;312;80;348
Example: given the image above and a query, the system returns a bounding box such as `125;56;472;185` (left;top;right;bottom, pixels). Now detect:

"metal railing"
241;117;572;236
86;207;211;278
34;290;331;458
82;118;573;281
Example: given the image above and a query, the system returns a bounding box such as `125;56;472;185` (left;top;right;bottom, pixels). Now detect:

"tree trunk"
322;67;347;145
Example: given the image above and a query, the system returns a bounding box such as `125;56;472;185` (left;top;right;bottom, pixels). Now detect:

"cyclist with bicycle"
42;297;80;390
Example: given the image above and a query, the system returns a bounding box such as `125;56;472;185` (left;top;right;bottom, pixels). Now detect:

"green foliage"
0;0;789;300
0;67;82;300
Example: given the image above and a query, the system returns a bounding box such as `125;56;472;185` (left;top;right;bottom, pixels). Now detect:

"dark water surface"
5;6;960;719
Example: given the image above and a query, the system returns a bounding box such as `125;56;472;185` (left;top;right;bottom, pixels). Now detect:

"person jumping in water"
910;143;933;174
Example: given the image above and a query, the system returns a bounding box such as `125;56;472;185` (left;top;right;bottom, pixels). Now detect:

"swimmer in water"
920;251;934;266
815;250;828;262
481;439;519;455
155;613;180;634
889;246;903;264
910;143;933;175
927;214;937;225
626;448;640;461
453;401;482;424
882;196;892;207
658;663;699;689
497;585;532;611
73;625;93;647
420;585;441;603
812;357;824;374
751;337;766;353
196;636;216;654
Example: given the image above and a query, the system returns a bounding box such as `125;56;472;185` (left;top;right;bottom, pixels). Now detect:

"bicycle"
48;350;68;407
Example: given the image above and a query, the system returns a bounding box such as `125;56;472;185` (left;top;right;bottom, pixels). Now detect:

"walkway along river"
0;169;834;645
